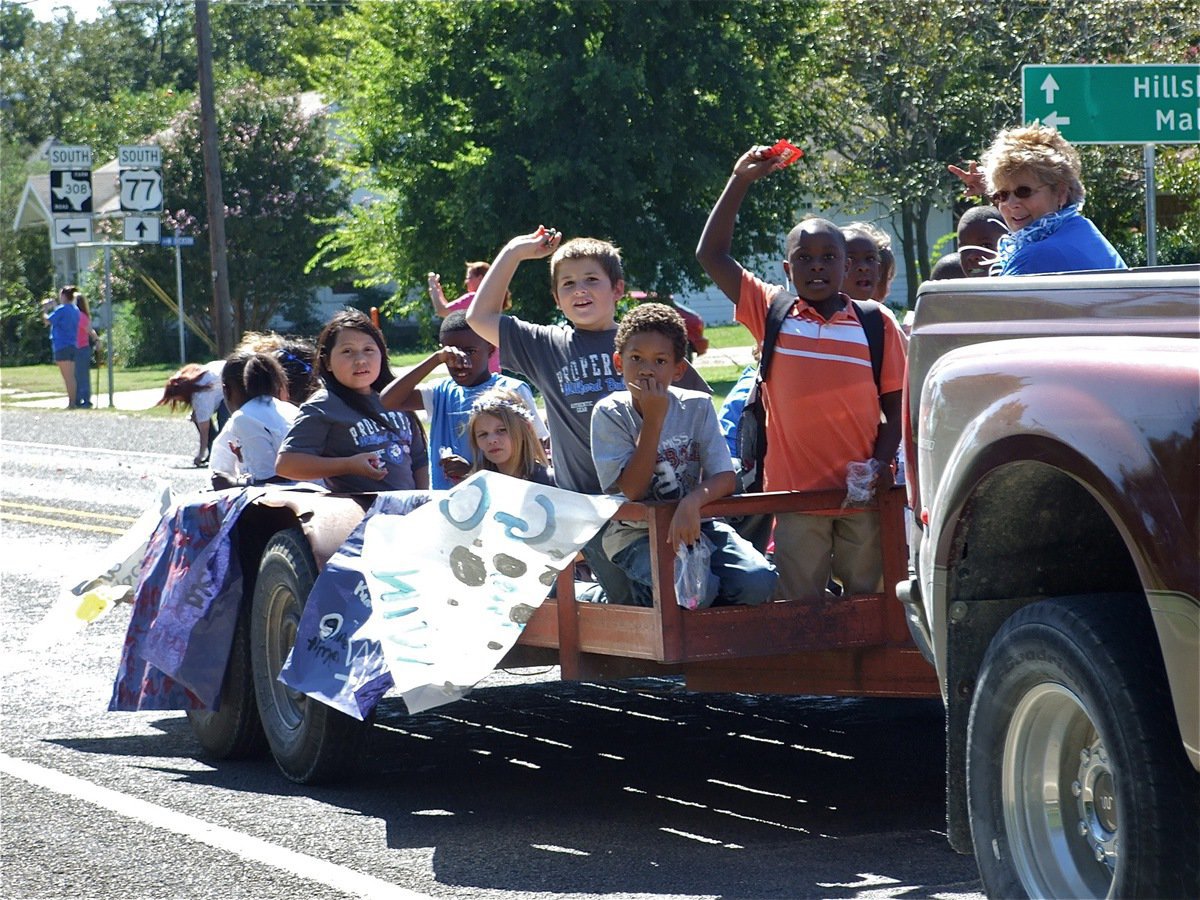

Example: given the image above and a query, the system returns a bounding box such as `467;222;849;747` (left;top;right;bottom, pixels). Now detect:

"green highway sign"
1022;64;1199;144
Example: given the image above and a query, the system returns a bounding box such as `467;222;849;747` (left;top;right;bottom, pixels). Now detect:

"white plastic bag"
844;458;880;507
674;535;714;610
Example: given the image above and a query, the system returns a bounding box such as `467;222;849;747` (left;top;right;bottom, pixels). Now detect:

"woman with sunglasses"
949;123;1127;276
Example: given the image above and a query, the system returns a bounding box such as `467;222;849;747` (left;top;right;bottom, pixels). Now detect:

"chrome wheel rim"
267;582;306;731
1003;682;1117;899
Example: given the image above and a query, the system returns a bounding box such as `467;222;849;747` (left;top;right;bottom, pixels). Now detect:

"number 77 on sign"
119;169;164;212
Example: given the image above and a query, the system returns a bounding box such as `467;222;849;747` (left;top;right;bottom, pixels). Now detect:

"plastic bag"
674;535;714;610
844;458;880;507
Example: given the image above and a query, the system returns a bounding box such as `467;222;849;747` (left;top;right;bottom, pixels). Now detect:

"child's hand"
440;454;470;483
628;375;670;423
668;495;703;549
732;144;791;181
948;160;986;197
439;345;472;371
348;450;389;481
506;225;562;261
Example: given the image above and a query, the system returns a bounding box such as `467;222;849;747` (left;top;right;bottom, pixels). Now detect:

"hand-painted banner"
282;472;619;717
109;488;262;711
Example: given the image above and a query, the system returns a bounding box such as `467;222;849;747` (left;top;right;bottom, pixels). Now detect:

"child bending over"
590;303;776;608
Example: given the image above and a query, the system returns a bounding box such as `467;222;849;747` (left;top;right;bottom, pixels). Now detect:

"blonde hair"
842;221;891;251
981;123;1085;207
466;389;548;479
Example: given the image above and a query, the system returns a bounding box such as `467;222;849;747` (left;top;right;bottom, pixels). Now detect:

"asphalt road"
0;405;985;900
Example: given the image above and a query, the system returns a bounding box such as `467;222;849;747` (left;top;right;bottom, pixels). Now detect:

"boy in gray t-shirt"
466;228;706;605
590;304;776;608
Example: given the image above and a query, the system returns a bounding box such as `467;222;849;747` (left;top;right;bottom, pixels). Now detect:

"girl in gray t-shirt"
276;310;429;493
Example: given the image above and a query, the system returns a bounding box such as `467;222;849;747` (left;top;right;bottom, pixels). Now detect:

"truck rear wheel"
185;599;267;759
967;595;1199;899
251;527;369;784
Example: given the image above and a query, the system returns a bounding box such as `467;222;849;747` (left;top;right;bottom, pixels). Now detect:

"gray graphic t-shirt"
590;386;733;558
499;317;710;495
279;388;424;493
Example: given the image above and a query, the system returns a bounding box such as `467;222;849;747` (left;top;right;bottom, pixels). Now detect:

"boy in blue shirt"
591;303;776;608
382;311;546;490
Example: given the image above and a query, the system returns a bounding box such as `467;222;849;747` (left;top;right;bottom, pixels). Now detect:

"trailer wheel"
251;527;368;783
967;595;1199;899
185;599;266;759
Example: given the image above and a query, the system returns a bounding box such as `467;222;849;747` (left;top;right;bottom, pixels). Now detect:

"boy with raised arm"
380;311;547;490
467;227;707;605
696;145;907;601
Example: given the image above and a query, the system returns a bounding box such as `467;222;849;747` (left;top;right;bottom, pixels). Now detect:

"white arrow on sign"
1043;111;1072;128
119;169;164;212
52;216;92;247
124;215;161;244
1040;73;1060;104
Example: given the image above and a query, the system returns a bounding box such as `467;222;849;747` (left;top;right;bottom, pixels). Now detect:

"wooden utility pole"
194;0;234;356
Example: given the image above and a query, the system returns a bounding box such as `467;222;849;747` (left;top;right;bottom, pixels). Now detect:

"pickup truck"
899;265;1199;899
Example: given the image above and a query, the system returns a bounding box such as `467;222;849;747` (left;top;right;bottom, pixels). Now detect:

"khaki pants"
772;510;882;600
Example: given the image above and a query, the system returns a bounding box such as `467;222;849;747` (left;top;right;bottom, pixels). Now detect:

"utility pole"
194;0;234;356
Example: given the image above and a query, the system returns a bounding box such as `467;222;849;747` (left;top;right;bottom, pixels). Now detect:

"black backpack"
736;297;885;494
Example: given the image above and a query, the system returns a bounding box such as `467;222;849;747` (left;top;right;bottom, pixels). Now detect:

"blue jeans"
611;519;777;608
74;345;91;405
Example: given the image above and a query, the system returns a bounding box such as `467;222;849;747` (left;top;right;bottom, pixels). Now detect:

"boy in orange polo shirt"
696;144;907;599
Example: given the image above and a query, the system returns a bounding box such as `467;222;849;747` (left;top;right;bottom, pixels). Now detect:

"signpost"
162;230;196;363
1023;64;1200;265
118;143;162;251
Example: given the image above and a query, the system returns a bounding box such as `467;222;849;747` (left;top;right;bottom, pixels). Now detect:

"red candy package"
762;139;803;167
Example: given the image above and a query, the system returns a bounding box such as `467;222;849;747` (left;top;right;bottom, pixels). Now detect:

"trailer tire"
967;594;1199;899
251;527;368;784
185;599;267;759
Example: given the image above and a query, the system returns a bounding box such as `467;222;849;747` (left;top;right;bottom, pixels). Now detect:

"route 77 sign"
119;169;164;212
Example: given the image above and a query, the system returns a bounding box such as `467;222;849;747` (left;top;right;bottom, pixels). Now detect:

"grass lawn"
703;323;751;350
3;356;748;411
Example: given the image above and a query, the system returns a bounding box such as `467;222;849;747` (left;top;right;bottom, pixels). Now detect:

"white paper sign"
358;472;619;713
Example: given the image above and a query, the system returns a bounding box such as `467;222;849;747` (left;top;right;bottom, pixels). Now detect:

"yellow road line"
0;500;136;524
0;512;125;535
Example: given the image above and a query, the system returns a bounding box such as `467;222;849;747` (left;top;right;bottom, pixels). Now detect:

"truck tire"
185;600;267;759
251;527;369;784
967;594;1200;899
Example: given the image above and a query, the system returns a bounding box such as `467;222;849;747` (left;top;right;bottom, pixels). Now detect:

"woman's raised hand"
948;160;986;197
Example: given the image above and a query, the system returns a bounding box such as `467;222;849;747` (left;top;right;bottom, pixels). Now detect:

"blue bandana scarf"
993;203;1082;275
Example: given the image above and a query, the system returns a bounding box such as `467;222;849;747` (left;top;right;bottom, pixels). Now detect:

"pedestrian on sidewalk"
74;291;98;408
42;286;80;409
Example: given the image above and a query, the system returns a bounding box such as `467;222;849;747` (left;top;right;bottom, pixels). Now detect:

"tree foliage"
801;0;1199;306
313;0;822;319
101;83;348;359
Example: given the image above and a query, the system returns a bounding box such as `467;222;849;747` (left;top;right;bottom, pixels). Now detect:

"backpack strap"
759;292;796;381
849;298;884;394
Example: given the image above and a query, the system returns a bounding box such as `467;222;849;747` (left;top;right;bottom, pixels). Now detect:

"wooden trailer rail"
511;484;939;698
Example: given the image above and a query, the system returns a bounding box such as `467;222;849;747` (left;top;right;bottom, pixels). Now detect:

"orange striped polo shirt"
735;269;907;494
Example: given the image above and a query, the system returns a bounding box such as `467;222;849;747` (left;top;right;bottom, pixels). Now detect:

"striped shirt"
735;269;906;494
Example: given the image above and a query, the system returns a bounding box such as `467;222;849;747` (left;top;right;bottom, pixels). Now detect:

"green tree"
103;83;348;361
313;0;821;319
801;0;1198;308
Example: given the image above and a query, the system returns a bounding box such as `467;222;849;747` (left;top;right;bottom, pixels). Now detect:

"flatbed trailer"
178;481;937;785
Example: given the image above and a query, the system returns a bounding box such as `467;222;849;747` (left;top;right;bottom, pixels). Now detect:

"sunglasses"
989;184;1046;205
